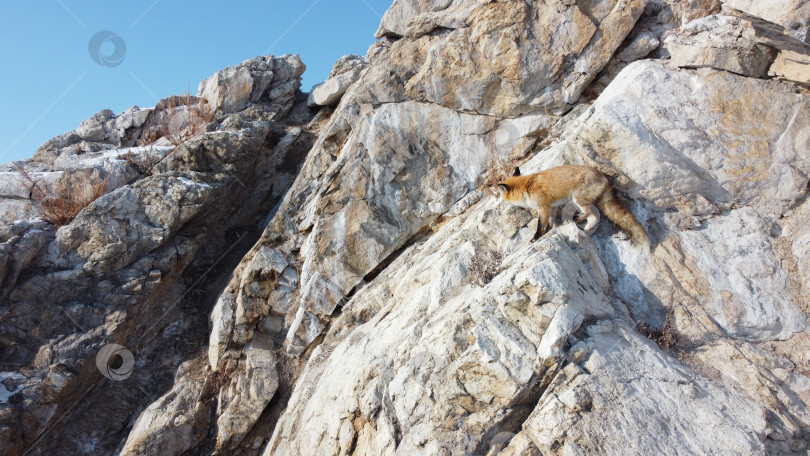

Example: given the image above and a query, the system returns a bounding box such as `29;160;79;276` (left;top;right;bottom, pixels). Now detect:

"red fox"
497;165;650;254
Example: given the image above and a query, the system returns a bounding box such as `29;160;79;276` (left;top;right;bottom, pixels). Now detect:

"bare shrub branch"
139;90;215;147
468;249;504;287
14;163;108;227
119;149;160;176
638;309;678;350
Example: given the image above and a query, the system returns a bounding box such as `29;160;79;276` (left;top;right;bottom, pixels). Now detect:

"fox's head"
497;183;510;198
497;167;522;200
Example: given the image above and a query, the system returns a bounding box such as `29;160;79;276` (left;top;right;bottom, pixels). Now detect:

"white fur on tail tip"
631;237;651;257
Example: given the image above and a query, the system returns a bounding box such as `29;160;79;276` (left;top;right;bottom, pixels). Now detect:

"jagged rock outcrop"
664;15;777;77
0;54;318;456
308;55;369;107
262;58;810;454
198;54;306;115
3;1;810;455
664;12;810;82
369;0;648;115
723;0;810;41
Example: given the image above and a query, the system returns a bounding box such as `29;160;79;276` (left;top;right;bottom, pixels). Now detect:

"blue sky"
0;0;392;164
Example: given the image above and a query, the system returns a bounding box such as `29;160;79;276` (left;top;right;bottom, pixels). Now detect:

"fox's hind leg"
571;195;600;234
549;205;563;228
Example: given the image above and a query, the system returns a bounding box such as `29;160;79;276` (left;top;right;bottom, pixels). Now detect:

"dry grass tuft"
119;149;160;176
164;91;215;146
139;90;215;146
638;309;678;350
201;364;234;402
140;121;162;145
469;249;504;287
14;163;108;228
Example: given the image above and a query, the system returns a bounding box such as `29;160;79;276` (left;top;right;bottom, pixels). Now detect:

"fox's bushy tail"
596;188;650;255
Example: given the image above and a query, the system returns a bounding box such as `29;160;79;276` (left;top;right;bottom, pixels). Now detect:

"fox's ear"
497;184;509;197
513;167;521;176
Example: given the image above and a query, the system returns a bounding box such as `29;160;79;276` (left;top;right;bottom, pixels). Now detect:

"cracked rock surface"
2;1;810;455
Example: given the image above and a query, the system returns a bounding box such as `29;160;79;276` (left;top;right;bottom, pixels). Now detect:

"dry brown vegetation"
140;91;215;147
14;163;108;227
119;149;161;176
201;363;234;403
638;309;678;350
469;249;504;287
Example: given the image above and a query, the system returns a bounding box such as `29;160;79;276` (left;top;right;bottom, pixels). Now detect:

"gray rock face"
75;107;152;144
664;15;777;77
0;54;317;456
198;55;306;115
367;0;648;115
4;2;810;456
258;59;809;454
522;321;769;455
723;0;810;41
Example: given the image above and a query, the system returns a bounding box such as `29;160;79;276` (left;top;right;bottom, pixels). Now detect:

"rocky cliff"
2;1;810;455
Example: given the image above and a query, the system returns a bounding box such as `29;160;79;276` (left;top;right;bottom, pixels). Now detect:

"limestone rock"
374;0;475;39
75;107;151;144
523;321;768;455
215;338;279;450
53;173;214;275
119;358;210;456
5;1;810;455
770;48;810;84
307;55;368;107
370;0;649;115
261;59;810;455
198;54;305;115
0;54;318;456
267;224;614;455
723;0;810;41
616;31;661;62
664;15;777;77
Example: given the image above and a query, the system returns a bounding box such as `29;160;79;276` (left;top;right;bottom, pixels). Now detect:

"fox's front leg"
532;205;550;241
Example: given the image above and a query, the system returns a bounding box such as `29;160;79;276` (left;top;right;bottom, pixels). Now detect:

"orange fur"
497;165;650;254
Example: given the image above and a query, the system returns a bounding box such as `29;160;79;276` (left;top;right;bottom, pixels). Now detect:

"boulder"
616;31;661;62
366;0;649;115
119;358;210;456
723;0;810;41
215;339;278;450
307;55;368;107
770;48;810;84
198;54;305;115
75;107;151;144
664;15;777;77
